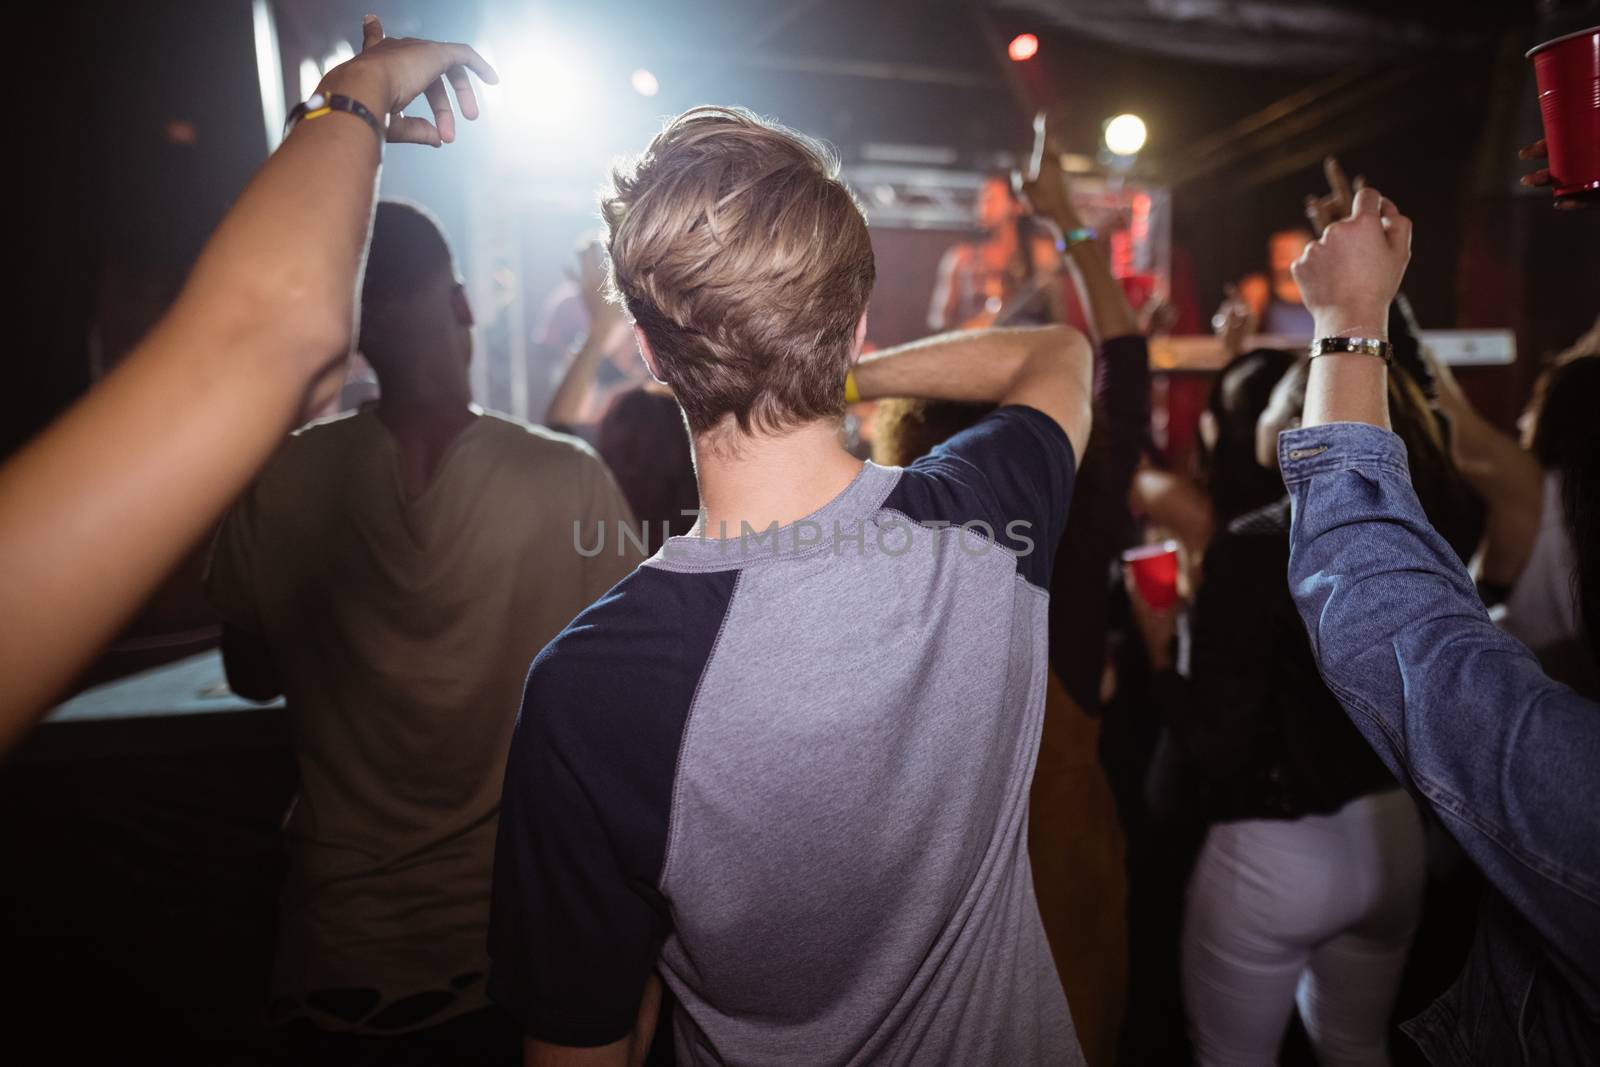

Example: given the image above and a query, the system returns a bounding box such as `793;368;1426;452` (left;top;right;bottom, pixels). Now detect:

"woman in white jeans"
1133;356;1481;1065
1182;790;1424;1065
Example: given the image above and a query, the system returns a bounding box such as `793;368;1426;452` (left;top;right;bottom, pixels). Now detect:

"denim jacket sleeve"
1279;422;1600;999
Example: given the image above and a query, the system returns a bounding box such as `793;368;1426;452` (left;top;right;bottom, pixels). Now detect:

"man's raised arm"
0;19;495;748
851;325;1094;463
1279;186;1600;989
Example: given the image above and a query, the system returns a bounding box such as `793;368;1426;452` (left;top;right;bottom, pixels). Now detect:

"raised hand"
1142;297;1178;337
1018;110;1082;231
319;16;498;147
1291;187;1412;339
1211;283;1254;357
568;239;627;336
1304;156;1366;236
1518;139;1593;211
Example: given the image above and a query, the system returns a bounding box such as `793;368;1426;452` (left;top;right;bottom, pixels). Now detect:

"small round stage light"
631;68;659;97
1104;113;1148;156
1008;34;1039;62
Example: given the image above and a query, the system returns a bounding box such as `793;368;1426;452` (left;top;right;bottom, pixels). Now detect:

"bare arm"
1062;237;1138;343
545;242;632;428
1131;466;1214;560
0;21;495;750
1018;111;1139;345
853;325;1094;461
864;116;1100;445
1427;356;1543;585
1292;187;1412;430
545;329;623;429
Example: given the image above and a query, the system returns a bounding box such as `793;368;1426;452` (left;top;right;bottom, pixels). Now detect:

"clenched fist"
1290;187;1412;340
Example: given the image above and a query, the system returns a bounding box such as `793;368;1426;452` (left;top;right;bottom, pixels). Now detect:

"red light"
1008;34;1039;62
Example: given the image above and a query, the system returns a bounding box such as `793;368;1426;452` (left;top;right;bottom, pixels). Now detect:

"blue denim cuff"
1277;423;1411;487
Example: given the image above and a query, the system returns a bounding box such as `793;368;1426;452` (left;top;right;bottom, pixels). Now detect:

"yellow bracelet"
844;369;861;405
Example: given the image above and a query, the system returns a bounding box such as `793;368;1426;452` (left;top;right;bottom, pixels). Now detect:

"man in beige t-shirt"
206;202;642;1058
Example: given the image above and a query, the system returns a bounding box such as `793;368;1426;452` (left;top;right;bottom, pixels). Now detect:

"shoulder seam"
874;504;1041;589
658;569;744;891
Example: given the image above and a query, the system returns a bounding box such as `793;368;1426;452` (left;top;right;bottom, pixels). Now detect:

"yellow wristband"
843;369;861;405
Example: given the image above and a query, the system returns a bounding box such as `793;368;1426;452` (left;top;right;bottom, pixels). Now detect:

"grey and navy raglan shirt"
488;405;1085;1066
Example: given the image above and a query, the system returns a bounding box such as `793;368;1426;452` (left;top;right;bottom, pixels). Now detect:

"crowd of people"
0;18;1595;1067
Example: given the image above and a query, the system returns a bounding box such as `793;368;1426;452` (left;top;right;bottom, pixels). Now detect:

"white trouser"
1182;789;1426;1067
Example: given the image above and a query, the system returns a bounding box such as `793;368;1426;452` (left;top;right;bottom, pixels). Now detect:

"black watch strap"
286;92;385;149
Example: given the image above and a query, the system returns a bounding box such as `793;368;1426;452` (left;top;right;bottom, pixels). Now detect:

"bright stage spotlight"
298;57;322;102
1104;113;1147;156
631;68;659;97
322;40;354;75
1008;34;1039;62
483;40;591;140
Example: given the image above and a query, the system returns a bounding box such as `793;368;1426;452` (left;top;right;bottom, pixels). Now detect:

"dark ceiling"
271;0;1555;171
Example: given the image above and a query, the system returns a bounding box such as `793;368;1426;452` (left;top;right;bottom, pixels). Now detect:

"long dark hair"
1274;358;1483;562
1563;437;1600;659
1532;350;1600;655
595;385;699;555
1196;347;1296;525
1530;351;1600;472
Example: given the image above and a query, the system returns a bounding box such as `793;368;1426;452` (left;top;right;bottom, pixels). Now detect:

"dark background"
7;1;1599;1061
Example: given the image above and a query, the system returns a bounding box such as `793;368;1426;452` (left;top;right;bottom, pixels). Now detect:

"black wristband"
286;92;385;150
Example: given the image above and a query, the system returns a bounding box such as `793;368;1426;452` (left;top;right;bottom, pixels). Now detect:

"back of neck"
374;388;477;497
692;420;863;537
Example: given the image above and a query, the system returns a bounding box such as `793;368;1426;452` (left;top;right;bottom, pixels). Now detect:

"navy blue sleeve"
488;565;738;1047
884;404;1077;588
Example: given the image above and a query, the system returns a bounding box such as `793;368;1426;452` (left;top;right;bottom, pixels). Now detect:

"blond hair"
602;106;875;437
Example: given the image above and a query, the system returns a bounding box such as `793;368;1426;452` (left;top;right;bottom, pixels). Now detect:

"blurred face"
977;177;1019;233
1255;362;1309;469
362;274;475;399
1269;229;1313;284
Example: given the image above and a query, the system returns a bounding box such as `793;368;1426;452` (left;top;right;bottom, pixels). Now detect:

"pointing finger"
1324;156;1353;207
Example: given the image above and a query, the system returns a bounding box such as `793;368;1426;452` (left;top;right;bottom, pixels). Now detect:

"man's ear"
850;311;869;364
634;325;664;383
450;283;475;328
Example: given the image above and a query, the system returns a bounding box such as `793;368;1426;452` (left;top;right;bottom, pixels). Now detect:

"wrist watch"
1309;336;1392;364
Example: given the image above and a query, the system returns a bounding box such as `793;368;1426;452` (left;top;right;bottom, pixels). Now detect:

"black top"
1148;497;1397;823
1047;333;1151;713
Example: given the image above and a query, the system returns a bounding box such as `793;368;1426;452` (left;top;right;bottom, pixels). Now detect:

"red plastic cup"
1527;26;1600;201
1117;273;1156;310
1122;540;1180;611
